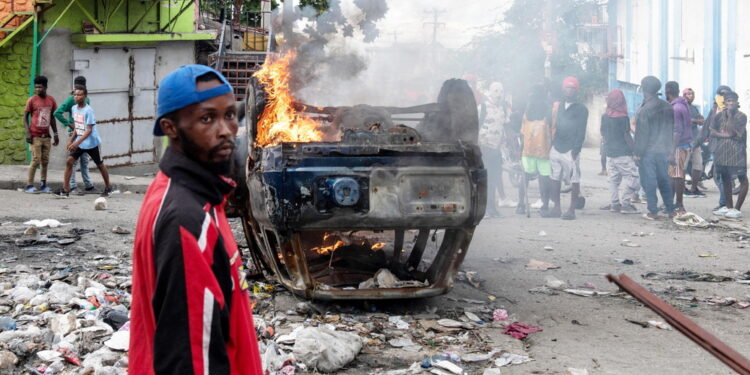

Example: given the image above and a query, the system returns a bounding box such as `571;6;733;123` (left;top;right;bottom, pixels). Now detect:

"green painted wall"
43;0;196;34
0;28;32;165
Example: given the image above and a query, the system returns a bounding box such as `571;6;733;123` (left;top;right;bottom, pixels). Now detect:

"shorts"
668;148;690;178
522;156;551;176
549;148;580;184
715;165;747;177
689;147;703;171
70;146;103;165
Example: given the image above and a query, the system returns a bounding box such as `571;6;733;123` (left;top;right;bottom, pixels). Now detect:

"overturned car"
233;66;487;300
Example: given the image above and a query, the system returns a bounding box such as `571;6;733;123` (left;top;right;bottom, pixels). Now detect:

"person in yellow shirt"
517;84;553;215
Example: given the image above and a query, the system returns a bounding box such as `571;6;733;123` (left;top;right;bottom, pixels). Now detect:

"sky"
370;0;514;48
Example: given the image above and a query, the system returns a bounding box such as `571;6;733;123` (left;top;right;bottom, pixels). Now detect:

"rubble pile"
251;283;538;375
0;265;131;375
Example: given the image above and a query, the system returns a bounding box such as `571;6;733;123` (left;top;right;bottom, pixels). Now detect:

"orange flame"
253;51;325;147
370;242;386;251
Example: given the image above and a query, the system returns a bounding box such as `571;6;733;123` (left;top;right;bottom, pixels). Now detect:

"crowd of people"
23;75;113;197
477;75;748;220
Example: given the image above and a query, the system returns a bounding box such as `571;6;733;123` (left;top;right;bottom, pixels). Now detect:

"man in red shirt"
23;76;59;193
130;65;262;374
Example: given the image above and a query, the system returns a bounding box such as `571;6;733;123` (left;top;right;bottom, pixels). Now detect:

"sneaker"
100;187;113;197
38;185;51;193
85;186;96;192
530;199;543;209
725;209;743;218
24;185;38;194
74;188;85;196
643;212;658;220
599;204;613;211
630;197;643;204
54;189;69;198
609;203;621;213
497;198;518;208
620;203;640;214
713;206;730;215
692;190;706;198
684;191;696;198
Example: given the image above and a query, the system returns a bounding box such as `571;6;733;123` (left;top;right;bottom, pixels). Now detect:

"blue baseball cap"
154;64;234;136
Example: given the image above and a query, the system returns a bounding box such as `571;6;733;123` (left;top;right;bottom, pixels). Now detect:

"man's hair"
723;91;739;101
74;86;88;95
716;85;732;95
665;81;679;97
196;72;222;84
74;76;86;86
34;76;48;88
640;76;661;95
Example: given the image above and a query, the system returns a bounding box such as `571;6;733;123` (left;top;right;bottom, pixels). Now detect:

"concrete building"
607;0;746;117
0;0;216;166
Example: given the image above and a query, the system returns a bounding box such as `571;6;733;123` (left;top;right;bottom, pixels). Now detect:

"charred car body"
233;73;487;300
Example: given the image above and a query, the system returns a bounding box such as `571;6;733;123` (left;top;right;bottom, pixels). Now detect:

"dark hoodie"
671;96;692;146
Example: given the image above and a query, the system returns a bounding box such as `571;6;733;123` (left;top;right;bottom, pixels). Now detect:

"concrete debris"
0;350;18;369
94;197;108;211
494;352;532;367
292;326;362;372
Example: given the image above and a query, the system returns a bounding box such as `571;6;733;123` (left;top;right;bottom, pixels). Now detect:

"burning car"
233;51;487;300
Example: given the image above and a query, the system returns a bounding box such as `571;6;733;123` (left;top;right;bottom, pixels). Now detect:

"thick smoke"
275;0;388;92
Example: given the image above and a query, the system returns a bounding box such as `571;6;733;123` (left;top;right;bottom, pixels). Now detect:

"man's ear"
160;117;179;139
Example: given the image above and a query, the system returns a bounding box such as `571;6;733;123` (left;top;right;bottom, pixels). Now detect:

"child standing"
24;76;59;193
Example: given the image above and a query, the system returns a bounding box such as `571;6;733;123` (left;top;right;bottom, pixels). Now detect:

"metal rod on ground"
606;273;750;375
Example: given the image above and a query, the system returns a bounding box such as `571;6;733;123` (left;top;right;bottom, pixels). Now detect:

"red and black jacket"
130;147;262;375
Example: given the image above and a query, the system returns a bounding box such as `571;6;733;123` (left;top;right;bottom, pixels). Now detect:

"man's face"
684;90;694;103
562;86;577;101
171;79;238;172
725;97;739;112
73;90;86;105
34;84;46;97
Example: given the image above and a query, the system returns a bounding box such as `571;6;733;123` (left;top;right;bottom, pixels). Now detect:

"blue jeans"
639;152;675;214
69;155;93;190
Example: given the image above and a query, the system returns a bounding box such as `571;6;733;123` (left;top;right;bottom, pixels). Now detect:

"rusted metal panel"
607;274;750;375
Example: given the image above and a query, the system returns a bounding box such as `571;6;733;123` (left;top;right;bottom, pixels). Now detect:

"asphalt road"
0;147;748;374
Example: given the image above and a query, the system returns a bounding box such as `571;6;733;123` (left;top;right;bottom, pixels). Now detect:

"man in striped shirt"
710;91;748;218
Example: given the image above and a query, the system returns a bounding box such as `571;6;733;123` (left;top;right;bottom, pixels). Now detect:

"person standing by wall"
665;81;692;214
23;76;59;193
54;76;95;194
634;76;676;220
710;91;748;218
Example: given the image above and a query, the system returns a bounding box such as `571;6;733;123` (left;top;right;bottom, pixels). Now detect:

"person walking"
56;87;113;197
23;76;59;193
130;65;262;374
710;91;748;218
54;76;95;194
634;76;676;220
544;77;588;220
599;89;640;214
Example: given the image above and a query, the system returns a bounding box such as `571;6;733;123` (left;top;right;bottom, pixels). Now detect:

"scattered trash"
543;245;554;251
437;319;473;329
615;258;634;265
503;322;543;339
0;350;18;369
0;316;16;331
563;289;611;297
672;212;710;228
23;219;66;228
123;176;136;180
23;226;38;236
620;239;640;247
528;286;560;295
642;271;733;282
358;269;428;289
625;319;649;328
545;275;566;289
526;259;560;271
461;350;500;362
94;197;108;211
698;254;718;258
292;326;362;373
482;369;501;375
538;231;547;236
567;368;590;375
111;226;131;235
648;321;672;330
494;352;532;366
464;311;482;323
492;309;509;322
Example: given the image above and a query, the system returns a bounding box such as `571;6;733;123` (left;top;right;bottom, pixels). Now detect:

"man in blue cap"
130;65;262;374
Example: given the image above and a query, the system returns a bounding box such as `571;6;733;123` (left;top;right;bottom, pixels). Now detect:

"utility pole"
423;8;445;46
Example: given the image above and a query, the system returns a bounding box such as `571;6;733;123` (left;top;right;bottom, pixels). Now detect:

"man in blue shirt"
56;87;113;197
